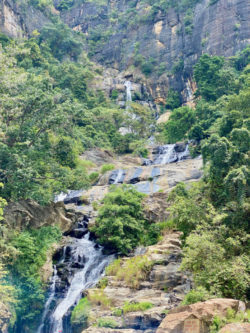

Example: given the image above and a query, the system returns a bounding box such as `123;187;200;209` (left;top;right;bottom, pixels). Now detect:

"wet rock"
130;168;143;184
142;159;153;166
63;189;86;205
156;299;246;333
67;228;88;239
109;169;126;185
174;142;186;153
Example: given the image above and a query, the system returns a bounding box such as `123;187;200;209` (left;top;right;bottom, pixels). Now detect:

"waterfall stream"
124;80;132;107
38;142;191;332
37;224;113;333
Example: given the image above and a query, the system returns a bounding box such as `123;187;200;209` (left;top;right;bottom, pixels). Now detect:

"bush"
100;164;115;174
71;297;90;326
181;287;212;305
87;289;112;309
91;185;147;254
97;318;118;328
122;301;153;314
106;256;153;289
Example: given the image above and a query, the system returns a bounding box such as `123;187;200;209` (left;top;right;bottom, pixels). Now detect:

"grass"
100;163;115;174
113;301;153;316
87;289;112;309
105;255;153;289
209;308;250;333
97;318;118;328
71;297;90;325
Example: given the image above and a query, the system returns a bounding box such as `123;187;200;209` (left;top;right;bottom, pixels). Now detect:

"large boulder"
0;302;11;333
142;192;170;222
156;299;246;333
3;199;77;233
219;323;250;332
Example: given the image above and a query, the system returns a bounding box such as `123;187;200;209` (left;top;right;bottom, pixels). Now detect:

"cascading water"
124;80;132;103
37;266;58;333
153;144;178;165
37;223;113;333
177;144;190;161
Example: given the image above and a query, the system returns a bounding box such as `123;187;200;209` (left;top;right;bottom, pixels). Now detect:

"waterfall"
37;266;58;333
113;169;124;184
178;144;189;161
124;80;132;104
109;169;126;185
153;144;177;165
37;231;113;333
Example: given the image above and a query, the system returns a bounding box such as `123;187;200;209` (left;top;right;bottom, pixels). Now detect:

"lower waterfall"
37;223;113;333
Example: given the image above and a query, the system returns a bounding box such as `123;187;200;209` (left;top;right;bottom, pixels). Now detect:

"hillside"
0;1;249;333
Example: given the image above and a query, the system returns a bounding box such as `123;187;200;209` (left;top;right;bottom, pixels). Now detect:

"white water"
154;144;177;165
178;144;189;161
113;169;124;184
50;233;113;333
124;80;132;103
37;266;58;333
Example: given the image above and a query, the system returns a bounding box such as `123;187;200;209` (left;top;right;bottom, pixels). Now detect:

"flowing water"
37;232;113;333
37;266;58;333
124;80;132;103
38;142;190;332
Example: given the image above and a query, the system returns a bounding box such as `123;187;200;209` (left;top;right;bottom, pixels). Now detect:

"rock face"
156;299;246;333
83;232;192;332
0;301;11;333
59;0;250;102
3;199;77;233
219;323;250;333
1;0;249;102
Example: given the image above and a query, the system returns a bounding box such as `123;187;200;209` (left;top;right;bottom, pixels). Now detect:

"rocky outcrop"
219;323;250;333
3;199;77;233
142;192;170;222
60;0;250;102
0;301;11;333
156;299;246;333
1;0;249;103
82;232;192;332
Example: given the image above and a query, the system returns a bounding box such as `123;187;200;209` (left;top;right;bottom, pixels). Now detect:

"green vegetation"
0;226;62;330
163;47;250;302
100;164;115;174
106;255;153;289
71;297;90;328
91;185;160;254
97;318;118;328
209;308;250;333
113;301;153;316
87;289;112;309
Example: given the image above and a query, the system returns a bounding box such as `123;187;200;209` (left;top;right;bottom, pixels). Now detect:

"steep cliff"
0;0;249;103
59;0;250;101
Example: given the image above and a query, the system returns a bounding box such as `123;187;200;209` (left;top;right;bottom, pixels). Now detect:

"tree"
91;185;146;254
164;106;195;143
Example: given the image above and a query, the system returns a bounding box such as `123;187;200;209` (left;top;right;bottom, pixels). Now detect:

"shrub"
87;289;112;309
89;172;99;183
100;164;115;174
181;287;212;305
71;297;90;326
105;256;153;289
97;318;118;328
122;301;153;314
91;185;147;254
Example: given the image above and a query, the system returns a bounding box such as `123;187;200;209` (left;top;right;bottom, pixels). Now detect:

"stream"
37;143;191;332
